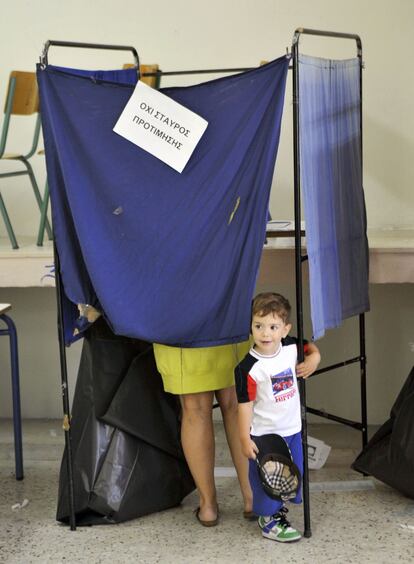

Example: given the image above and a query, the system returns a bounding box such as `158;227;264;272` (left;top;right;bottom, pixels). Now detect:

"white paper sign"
307;436;331;470
113;80;208;173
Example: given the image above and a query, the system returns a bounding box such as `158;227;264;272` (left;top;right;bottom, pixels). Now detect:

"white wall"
1;0;413;232
1;1;413;422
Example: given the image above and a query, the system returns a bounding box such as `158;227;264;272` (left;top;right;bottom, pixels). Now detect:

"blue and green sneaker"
258;507;301;543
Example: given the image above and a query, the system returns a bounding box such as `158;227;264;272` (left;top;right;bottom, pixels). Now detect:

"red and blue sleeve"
235;355;258;403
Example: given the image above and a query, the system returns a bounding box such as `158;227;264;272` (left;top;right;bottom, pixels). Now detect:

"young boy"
235;292;321;542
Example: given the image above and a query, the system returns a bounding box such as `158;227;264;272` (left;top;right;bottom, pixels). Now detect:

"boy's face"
251;312;291;356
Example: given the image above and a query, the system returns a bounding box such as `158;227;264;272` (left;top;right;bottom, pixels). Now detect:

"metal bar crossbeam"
306;407;364;430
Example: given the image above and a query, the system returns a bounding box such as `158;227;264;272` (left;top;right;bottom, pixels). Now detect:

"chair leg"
0;314;23;480
0;191;19;249
36;180;50;247
19;157;53;240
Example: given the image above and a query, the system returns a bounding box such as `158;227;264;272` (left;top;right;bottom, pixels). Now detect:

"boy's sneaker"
258;507;301;543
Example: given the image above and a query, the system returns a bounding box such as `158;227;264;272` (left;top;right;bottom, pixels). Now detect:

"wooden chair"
122;63;161;89
0;71;52;248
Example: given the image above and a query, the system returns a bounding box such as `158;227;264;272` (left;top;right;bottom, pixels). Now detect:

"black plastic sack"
57;319;195;525
352;366;414;499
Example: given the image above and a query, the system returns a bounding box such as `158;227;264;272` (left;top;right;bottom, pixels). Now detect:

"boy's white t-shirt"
235;336;304;437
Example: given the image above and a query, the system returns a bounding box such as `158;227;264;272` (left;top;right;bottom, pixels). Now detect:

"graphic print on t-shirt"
271;368;296;402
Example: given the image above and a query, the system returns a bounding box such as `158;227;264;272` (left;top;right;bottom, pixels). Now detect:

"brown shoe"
243;510;257;521
195;507;219;527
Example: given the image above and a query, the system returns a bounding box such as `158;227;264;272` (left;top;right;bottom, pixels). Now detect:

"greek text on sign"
113;80;208;173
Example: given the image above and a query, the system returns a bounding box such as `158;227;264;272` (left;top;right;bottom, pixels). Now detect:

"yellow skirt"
153;341;250;395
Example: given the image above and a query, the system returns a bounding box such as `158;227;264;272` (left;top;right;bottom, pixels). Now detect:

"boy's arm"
296;342;321;379
238;401;259;459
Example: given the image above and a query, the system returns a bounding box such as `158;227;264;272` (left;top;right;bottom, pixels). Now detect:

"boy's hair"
252;292;291;324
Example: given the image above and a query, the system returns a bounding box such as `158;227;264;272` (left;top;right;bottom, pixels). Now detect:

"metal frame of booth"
291;28;367;538
41;30;368;535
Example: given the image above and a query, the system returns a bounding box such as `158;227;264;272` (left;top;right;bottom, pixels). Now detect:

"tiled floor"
1;420;413;563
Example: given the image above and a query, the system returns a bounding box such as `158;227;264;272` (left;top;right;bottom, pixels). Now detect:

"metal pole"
40;40;140;69
359;314;368;447
292;32;312;539
7;316;23;480
141;66;255;78
294;27;362;45
53;244;77;530
0;314;23;479
357;37;369;451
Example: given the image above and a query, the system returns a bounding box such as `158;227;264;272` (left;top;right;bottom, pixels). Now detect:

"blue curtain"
38;57;289;346
298;55;369;340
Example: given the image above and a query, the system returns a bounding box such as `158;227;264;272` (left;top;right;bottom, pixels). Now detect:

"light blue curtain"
299;55;369;340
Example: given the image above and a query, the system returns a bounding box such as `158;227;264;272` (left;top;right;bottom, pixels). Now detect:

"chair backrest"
4;71;39;115
123;64;160;89
1;71;41;158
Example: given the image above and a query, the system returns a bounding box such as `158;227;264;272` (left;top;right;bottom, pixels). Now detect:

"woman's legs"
215;386;253;513
180;391;218;522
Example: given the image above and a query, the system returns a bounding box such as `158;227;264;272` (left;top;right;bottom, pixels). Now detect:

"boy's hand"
296;350;321;379
240;437;259;460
